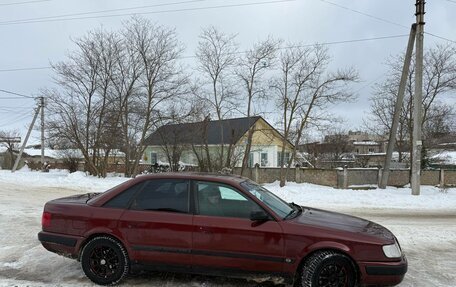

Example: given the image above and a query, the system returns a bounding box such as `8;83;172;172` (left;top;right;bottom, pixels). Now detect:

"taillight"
42;212;51;228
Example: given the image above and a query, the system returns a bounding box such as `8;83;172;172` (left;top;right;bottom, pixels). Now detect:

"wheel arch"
77;232;130;261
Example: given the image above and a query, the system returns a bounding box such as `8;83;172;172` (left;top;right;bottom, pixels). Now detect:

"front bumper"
38;231;83;259
358;255;407;286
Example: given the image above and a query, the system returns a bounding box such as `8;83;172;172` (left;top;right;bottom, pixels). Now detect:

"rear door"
118;179;192;269
191;180;285;274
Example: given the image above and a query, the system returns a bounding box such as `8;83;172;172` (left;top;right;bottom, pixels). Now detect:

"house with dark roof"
143;116;294;168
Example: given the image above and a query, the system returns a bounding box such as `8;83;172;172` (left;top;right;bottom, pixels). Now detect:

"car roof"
89;172;251;207
134;172;249;184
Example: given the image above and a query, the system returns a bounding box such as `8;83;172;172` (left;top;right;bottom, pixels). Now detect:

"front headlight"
382;242;402;258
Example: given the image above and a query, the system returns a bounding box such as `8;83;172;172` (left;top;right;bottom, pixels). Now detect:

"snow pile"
265;181;455;212
0;169;454;213
0;169;128;193
430;150;456;165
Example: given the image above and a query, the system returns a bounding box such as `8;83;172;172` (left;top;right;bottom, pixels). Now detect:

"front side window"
131;179;189;213
241;180;293;219
196;181;261;219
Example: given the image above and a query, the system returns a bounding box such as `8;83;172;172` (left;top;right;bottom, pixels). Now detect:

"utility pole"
40;96;45;171
380;24;417;189
411;0;425;195
12;104;41;172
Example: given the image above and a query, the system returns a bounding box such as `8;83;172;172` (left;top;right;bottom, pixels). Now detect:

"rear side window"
104;183;143;209
131;179;189;213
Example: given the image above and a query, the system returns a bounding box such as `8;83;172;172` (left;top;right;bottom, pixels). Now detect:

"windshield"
241;180;294;219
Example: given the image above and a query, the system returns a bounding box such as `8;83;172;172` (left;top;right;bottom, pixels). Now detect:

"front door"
192;181;284;274
118;179;192;269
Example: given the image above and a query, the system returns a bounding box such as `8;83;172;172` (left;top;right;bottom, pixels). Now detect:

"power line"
0;96;35;99
0;89;35;99
0;110;33;127
0;105;34;108
0;34;409;73
425;31;456;44
0;0;51;7
0;0;296;26
0;66;50;72
0;0;207;25
319;0;456;44
0;107;34;111
320;0;408;29
281;34;409;49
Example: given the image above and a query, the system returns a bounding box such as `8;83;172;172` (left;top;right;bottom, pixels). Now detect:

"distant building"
300;131;390;168
143;116;294;168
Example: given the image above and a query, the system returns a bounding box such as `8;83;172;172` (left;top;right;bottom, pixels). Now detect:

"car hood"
291;207;395;241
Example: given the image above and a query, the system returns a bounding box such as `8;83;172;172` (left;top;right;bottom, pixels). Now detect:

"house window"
368;148;375;153
260;153;268;167
277;152;290;167
150;152;157;164
248;153;254;168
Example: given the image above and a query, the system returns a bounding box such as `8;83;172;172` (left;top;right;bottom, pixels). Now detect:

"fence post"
254;165;259;183
295;166;301;183
378;168;383;187
440;169;445;188
343;167;348;189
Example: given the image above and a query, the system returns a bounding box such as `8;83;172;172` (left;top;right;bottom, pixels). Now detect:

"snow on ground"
265;181;456;214
0;170;455;287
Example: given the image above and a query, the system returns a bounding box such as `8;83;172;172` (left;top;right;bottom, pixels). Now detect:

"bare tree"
195;26;238;170
47;29;121;177
271;44;357;186
154;102;201;172
424;102;455;147
0;130;21;169
322;130;352;166
236;37;280;175
118;17;189;176
46;17;189;177
366;44;456;163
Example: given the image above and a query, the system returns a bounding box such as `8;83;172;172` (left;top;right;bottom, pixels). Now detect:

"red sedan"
38;173;407;286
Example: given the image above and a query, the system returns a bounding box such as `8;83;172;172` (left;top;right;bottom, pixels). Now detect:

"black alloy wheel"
316;261;349;287
301;251;356;287
81;236;129;285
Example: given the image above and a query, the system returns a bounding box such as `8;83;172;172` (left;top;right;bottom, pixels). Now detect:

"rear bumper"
38;231;83;259
358;255;407;286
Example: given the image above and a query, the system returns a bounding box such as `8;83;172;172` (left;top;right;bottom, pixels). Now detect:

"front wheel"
81;236;129;285
300;251;356;287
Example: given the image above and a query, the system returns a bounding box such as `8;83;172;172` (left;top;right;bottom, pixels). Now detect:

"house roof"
145;116;262;146
353;141;381;146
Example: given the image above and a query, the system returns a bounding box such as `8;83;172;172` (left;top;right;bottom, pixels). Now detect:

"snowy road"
0;173;455;286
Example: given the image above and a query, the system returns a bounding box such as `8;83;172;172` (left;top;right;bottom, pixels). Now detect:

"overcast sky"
0;0;455;144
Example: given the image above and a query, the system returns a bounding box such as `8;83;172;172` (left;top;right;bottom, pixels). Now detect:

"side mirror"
250;210;270;222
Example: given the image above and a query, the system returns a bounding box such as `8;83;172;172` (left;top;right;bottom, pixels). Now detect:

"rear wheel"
81;236;129;285
300;251;355;287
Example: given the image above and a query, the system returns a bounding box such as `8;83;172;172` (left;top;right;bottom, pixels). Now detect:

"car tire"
81;236;129;285
300;250;356;287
